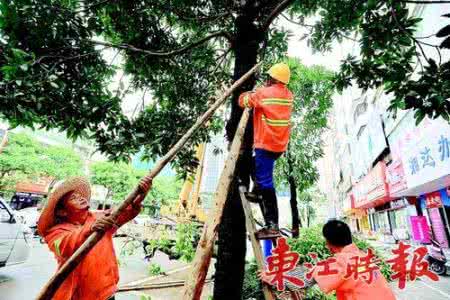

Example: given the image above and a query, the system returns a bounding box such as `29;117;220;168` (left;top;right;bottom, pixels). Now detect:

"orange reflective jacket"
313;244;396;300
44;207;139;300
239;83;294;153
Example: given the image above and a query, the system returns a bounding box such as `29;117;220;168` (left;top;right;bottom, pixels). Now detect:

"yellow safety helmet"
267;63;290;84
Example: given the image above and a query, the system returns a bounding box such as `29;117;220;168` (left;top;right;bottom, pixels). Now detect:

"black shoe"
255;223;281;240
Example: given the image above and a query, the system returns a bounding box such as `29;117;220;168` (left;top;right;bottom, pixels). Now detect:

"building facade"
320;3;450;250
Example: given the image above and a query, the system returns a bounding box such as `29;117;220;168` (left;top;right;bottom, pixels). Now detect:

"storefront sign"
386;159;407;196
390;198;408;210
410;216;431;243
353;161;390;209
401;118;450;192
426;191;442;209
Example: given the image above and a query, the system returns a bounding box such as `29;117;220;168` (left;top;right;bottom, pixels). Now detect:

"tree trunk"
306;205;311;227
286;144;301;238
214;12;263;300
288;176;301;238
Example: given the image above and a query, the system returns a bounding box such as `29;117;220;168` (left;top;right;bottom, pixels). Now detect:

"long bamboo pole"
182;108;251;300
36;63;261;300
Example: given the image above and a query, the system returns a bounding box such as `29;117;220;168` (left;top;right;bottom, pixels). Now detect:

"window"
353;102;368;122
0;203;11;223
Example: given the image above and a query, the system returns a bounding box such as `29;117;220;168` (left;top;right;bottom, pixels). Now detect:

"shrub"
148;263;164;275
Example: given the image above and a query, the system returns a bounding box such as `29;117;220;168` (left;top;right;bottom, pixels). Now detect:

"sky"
104;5;450;131
105;16;357;117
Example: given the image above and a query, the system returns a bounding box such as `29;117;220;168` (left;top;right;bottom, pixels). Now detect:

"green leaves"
297;1;449;124
275;59;334;193
0;132;83;191
436;24;450;38
437;17;450;49
90;161;142;203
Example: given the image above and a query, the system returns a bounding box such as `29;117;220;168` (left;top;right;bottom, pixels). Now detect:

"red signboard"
353;161;390;209
425;191;442;209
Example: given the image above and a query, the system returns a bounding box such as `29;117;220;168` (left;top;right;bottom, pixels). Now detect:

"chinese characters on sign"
344;248;381;284
265;237;305;291
264;238;439;292
425;192;442;209
402;119;450;190
386;242;438;289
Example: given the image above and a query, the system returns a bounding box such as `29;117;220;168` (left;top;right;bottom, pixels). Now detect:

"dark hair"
267;75;283;85
322;220;352;247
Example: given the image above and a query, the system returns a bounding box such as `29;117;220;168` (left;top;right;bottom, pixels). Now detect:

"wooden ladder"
239;186;306;300
238;185;276;300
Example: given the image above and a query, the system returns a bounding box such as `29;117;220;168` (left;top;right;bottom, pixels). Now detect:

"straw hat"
37;177;91;236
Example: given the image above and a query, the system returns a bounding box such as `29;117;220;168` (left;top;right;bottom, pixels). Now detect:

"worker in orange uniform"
37;176;152;300
260;220;397;300
238;62;294;239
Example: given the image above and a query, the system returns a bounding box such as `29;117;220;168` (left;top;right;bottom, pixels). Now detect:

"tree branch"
281;13;313;27
172;10;231;23
261;0;296;32
89;31;233;57
390;7;429;61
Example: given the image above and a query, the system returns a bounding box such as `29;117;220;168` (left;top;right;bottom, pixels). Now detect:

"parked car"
0;197;31;267
14;206;40;235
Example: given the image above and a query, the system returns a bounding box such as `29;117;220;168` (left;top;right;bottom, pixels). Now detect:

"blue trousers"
254;148;282;190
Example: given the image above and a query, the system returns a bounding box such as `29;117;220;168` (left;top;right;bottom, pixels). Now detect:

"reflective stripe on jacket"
238;83;293;153
44;207;139;300
313;244;397;300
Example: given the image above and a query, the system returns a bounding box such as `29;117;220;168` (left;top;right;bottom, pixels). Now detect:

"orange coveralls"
44;207;139;300
238;83;294;153
313;244;396;300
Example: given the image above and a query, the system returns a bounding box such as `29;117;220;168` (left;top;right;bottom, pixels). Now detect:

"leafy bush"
148;263;164;276
144;222;200;262
173;222;199;262
242;260;264;300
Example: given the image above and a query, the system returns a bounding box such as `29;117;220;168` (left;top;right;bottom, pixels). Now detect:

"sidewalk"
116;259;215;300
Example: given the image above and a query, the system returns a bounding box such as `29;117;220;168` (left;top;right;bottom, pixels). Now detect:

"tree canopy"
90;160;181;213
1;0;449;297
0;132;83;192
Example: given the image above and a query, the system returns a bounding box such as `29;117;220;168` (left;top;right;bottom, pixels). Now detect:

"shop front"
418;189;450;248
353;161;394;241
387;113;450;249
385;160;416;242
342;193;367;233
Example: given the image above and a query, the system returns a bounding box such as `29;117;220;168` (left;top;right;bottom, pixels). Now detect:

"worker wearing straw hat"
37;176;152;300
